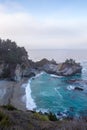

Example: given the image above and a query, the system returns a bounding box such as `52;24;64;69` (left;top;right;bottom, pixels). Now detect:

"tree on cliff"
0;39;28;64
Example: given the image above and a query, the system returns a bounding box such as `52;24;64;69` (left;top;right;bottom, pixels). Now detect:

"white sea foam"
55;88;63;99
25;80;36;110
21;83;27;88
36;108;49;113
35;72;44;78
50;74;63;78
25;72;45;110
67;85;75;90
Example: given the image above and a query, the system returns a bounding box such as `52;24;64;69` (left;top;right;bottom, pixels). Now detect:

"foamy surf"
67;85;75;90
25;80;36;110
50;74;63;78
35;72;44;78
25;72;45;110
36;108;49;113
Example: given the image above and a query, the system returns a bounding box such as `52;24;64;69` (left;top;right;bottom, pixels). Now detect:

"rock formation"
35;59;82;76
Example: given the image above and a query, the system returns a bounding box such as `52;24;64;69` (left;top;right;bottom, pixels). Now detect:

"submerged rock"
74;87;83;91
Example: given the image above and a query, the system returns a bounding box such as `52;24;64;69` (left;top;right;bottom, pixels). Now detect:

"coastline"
0;72;44;112
25;79;36;110
25;72;44;111
0;78;29;111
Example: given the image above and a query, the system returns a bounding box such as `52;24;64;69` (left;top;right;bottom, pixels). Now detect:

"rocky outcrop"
67;79;87;91
36;59;82;76
0;58;82;81
14;64;22;82
0;62;4;77
22;68;36;78
0;61;36;82
0;63;21;81
74;87;83;91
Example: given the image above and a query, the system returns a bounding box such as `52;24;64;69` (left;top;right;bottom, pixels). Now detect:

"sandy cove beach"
0;78;29;111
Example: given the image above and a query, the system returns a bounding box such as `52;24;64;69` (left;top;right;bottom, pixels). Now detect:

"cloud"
0;2;87;50
0;0;24;13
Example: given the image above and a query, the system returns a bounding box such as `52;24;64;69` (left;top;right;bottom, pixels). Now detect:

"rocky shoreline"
0;58;82;81
34;58;82;76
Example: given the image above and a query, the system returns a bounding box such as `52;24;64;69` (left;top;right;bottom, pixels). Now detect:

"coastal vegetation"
0;110;10;127
0;38;29;80
33;112;49;121
0;105;86;130
0;39;28;64
2;104;17;111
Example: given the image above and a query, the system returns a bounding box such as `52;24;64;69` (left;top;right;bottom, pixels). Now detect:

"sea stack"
35;59;82;76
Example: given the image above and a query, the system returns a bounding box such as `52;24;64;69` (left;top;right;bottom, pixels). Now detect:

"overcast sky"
0;0;87;49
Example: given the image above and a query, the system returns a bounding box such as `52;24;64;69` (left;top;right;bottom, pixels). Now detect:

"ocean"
25;49;87;118
28;49;87;62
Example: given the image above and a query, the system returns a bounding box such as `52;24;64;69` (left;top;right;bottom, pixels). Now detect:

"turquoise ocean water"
26;49;87;118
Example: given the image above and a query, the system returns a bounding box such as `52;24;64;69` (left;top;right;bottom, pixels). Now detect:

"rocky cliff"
35;58;82;76
0;39;82;82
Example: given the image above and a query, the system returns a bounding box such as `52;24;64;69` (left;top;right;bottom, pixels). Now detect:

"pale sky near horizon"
0;0;87;50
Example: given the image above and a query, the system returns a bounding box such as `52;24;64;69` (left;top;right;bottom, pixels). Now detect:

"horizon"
28;48;87;50
0;0;87;49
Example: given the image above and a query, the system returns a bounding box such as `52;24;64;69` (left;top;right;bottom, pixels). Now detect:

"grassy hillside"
0;105;87;130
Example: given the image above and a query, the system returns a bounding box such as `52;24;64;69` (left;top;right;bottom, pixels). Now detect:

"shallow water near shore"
26;61;87;118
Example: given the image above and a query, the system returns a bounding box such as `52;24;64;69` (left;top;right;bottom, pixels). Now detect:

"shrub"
33;112;49;121
48;112;58;121
2;104;17;111
0;111;10;127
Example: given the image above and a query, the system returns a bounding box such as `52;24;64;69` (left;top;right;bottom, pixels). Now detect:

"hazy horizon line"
28;48;87;51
